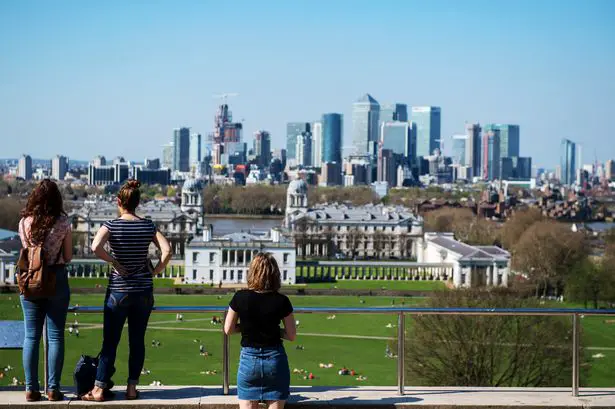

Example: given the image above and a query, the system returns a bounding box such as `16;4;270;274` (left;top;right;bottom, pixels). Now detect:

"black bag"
73;354;115;398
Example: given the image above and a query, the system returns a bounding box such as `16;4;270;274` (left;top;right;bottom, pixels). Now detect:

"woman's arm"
62;229;73;264
91;226;128;275
151;231;172;275
223;307;241;335
281;313;297;342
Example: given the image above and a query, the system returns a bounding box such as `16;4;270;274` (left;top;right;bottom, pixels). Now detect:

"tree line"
424;206;615;305
203;185;379;215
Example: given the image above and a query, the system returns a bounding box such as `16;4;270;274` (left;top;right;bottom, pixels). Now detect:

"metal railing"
44;306;615;397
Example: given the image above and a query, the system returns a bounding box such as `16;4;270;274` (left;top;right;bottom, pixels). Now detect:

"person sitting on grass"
224;253;297;409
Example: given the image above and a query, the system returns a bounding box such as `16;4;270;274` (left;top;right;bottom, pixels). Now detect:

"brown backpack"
17;220;61;298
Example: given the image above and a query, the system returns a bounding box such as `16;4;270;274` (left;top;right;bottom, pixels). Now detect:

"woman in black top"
225;253;297;409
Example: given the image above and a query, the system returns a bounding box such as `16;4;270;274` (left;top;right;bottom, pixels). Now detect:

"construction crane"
212;93;239;104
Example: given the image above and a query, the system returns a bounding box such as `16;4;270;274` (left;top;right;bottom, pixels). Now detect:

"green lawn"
0;294;613;389
68;278;177;288
302;280;446;291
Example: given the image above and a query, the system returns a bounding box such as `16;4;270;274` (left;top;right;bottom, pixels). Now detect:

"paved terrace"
1;386;615;408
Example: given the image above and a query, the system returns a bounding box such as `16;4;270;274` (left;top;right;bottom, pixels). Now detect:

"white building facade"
417;232;511;288
185;226;296;285
284;178;424;259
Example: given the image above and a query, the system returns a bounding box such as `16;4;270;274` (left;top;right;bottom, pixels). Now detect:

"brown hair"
117;179;141;212
247;253;281;292
21;179;66;244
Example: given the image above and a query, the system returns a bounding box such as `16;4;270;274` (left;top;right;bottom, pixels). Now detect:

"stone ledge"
1;386;614;408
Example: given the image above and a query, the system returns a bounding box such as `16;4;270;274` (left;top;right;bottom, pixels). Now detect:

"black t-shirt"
229;290;294;348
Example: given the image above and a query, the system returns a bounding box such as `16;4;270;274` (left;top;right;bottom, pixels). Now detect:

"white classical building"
184;225;296;285
284;178;424;259
0;229;20;285
417;232;511;288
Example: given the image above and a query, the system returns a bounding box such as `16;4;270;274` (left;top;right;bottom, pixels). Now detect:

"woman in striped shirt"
82;179;172;402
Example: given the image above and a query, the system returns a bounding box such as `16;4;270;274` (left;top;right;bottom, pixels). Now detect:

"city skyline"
1;0;614;167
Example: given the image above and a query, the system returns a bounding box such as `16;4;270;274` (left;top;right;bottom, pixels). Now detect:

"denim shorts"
237;345;290;401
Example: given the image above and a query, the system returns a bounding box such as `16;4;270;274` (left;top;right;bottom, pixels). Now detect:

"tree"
403;289;582;387
346;227;365;259
513;221;587;297
565;259;615;309
322;226;337;259
292;217;311;260
424;208;499;246
0;197;23;231
373;230;386;259
501;208;543;250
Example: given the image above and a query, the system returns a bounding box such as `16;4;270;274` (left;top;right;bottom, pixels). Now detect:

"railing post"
397;311;405;396
572;313;580;397
223;311;230;396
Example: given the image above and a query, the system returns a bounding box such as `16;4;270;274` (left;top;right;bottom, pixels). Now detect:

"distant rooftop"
189;230;294;249
427;233;510;262
355;93;379;104
291;203;422;226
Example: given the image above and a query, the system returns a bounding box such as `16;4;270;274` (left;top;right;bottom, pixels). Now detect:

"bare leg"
239;400;260;409
266;400;286;409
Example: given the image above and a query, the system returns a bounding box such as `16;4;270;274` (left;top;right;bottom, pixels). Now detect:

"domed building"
284;178;308;227
284;179;424;259
181;177;204;230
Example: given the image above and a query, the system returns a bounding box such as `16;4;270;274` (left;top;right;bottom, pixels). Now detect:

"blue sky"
0;0;614;168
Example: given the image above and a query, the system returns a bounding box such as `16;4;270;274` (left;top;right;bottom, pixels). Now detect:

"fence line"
55;306;615;397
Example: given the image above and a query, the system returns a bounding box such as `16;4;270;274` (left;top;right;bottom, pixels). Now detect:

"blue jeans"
20;266;70;392
237;345;290;401
95;290;154;388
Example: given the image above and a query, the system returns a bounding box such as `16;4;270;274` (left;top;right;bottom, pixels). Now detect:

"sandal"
125;390;140;400
81;391;106;402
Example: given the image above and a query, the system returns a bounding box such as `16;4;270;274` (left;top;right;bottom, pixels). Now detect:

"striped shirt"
103;218;156;293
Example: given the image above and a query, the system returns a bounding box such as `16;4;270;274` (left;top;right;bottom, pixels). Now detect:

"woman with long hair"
18;179;73;402
82;179;172;402
224;253;297;409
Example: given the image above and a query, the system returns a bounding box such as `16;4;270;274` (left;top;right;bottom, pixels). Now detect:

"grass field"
67;278;177;288
66;278;445;291
0;293;614;389
301;280;446;291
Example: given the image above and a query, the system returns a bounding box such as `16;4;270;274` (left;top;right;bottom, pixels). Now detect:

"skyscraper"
253;130;272;169
560;138;577;185
352;94;380;157
18;154;32;180
190;133;202;169
411;106;441;158
451;135;467;165
380;121;413;160
296;132;312;167
322;113;342;164
51;155;68;181
465;123;482;179
311;121;323;168
513;157;533;180
380;103;408;124
482;130;500;181
286;123;310;161
92;155;106;167
484;124;520;159
161;143;174;169
377;149;402;187
173;127;190;172
606;159;615;181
